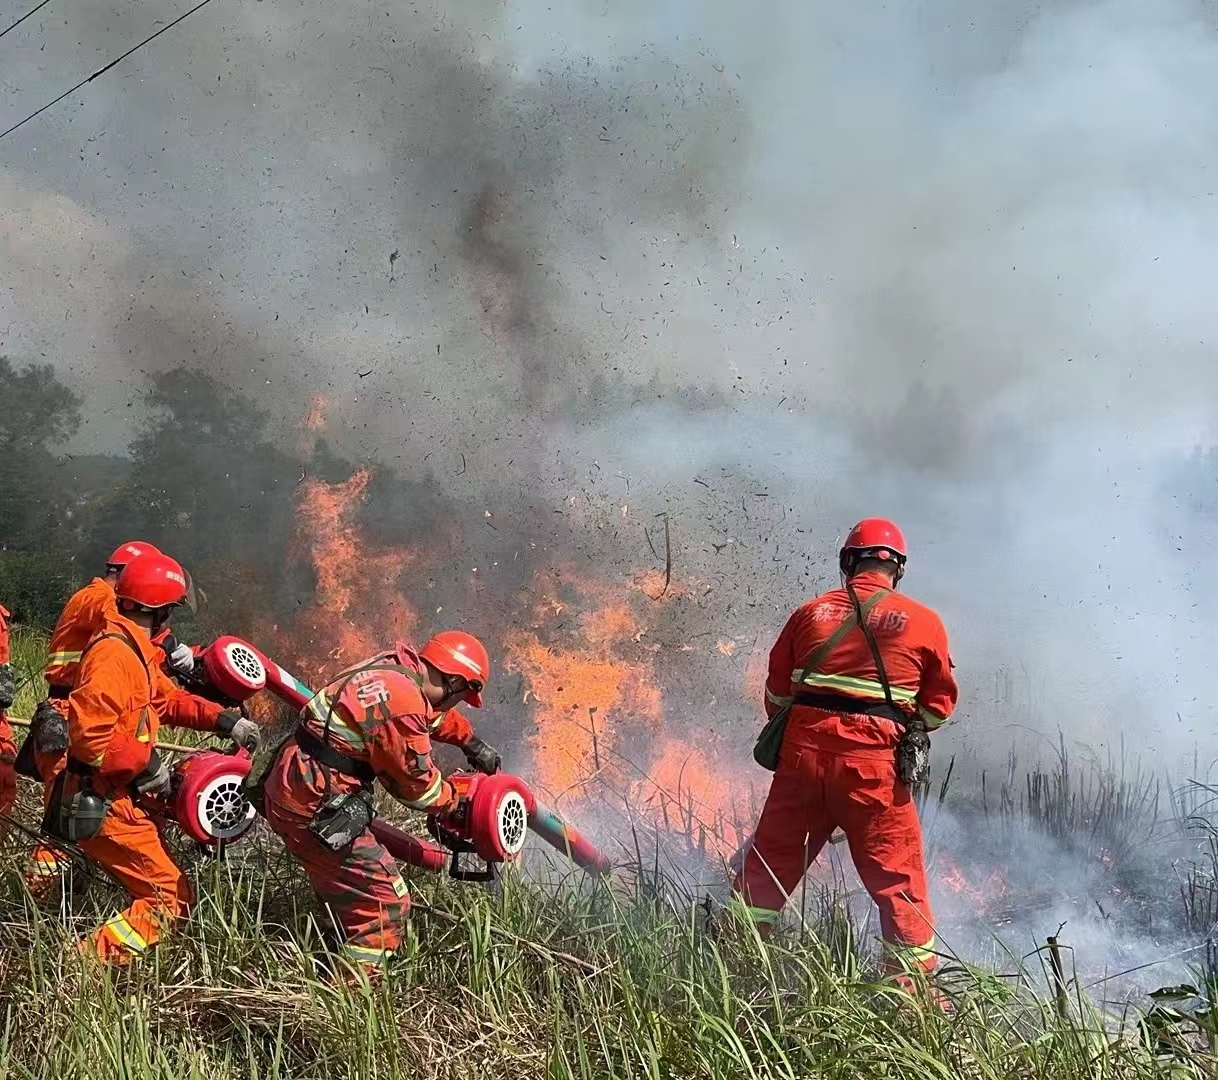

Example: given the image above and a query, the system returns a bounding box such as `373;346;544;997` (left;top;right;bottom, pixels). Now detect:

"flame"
276;467;418;681
504;591;662;795
936;854;1009;908
505;568;762;856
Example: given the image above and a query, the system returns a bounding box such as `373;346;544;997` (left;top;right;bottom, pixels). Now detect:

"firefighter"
261;631;502;971
43;551;260;962
22;541;167;889
0;601;16;827
733;518;958;984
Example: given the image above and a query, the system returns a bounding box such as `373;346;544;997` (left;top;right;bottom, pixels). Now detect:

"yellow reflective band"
306;694;367;750
794;672;918;704
404;771;444;810
27;854;62;877
887;935;936;961
103;914;149;954
340;942;391;965
739;904;781;925
47;651;82;665
765;688;793;707
919;706;947;730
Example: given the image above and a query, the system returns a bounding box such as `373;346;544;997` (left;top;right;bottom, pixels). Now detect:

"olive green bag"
752;590;890;771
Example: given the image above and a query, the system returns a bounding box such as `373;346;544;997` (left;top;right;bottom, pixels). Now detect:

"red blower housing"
171;749;257;845
444;771;536;864
202;636;268;703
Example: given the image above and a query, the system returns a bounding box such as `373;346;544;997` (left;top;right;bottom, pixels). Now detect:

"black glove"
0;663;14;710
463;736;501;775
216;710;261;751
132;752;172;796
31;699;68;753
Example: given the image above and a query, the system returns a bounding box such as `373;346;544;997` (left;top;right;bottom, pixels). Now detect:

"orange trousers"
264;746;411;968
733;744;936;972
74;792;193;960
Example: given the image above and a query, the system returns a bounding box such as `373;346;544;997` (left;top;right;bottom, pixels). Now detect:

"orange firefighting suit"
263;645;477;967
25;577;119;887
48;611;225;960
0;603;16;824
733;570;958;972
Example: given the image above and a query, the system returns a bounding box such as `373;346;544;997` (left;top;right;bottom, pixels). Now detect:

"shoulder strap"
793;588;890;684
80;629;152;694
845;582;916;728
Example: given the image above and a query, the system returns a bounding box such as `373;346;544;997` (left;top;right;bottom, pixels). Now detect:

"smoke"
4;0;1218;989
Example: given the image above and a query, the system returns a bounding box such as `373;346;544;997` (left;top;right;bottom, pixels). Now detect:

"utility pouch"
13;734;40;781
308;789;375;853
752;705;792;771
896;723;931;788
42;769;111;843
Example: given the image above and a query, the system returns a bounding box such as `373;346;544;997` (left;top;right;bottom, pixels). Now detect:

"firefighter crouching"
42;551;259;962
21;541;168;892
260;631;502;971
733;518;958;983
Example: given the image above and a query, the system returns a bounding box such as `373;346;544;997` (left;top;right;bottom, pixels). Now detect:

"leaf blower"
194;636;613;878
140;747;258;847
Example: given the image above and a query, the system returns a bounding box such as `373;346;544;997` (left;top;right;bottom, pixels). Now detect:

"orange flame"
505;568;761;856
276;467;417;681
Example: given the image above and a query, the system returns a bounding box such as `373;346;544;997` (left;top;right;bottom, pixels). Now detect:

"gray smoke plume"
3;0;1218;995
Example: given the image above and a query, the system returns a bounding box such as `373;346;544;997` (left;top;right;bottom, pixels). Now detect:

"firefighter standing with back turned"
733;518;958;986
43;551;259;962
260;631;502;972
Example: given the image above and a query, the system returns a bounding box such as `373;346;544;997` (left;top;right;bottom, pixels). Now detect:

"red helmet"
115;552;190;611
840;518;907;573
419;630;490;707
106;540;161;571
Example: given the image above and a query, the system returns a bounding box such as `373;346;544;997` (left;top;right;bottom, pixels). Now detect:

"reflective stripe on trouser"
264;763;410;965
76;794;193;961
24;844;64;880
732;750;936;968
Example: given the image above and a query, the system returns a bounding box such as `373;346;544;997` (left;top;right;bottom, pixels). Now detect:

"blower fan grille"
194;774;256;841
497;791;529;856
225;642;265;684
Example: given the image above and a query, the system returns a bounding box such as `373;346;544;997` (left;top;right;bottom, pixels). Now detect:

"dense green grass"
0;627;1210;1078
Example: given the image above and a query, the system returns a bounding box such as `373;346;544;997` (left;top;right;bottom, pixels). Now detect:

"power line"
0;0;54;42
0;0;219;142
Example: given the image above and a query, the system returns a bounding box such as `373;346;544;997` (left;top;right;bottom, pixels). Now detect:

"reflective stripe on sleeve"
403;771;445;810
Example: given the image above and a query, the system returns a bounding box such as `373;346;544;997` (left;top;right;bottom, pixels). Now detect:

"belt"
792;691;907;724
48;684;72;700
294;725;376;785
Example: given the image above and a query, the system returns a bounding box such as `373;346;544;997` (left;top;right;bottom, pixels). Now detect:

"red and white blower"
155;746;258;846
167;636;612;878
